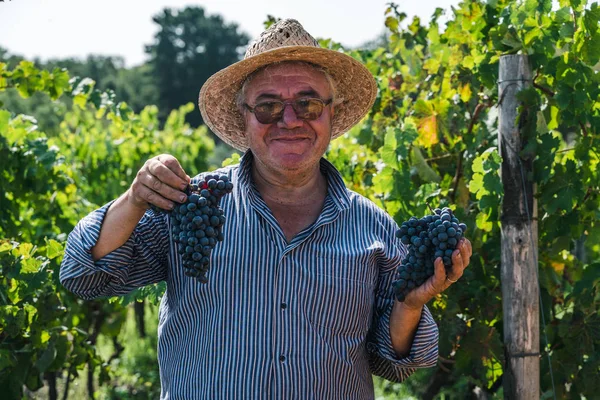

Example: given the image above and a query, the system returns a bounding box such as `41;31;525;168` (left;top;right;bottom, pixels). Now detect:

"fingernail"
180;195;186;202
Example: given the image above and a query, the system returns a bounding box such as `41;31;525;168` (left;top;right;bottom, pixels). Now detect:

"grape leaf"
35;342;57;373
21;257;43;274
417;115;439;147
45;239;63;260
0;110;9;133
385;16;399;33
584;3;600;34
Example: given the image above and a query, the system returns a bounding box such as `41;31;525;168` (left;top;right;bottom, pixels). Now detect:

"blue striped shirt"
60;152;439;399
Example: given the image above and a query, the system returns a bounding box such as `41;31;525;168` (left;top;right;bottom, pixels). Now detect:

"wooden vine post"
497;54;540;399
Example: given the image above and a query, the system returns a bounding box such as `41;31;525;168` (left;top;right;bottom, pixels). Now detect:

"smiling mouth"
273;137;309;142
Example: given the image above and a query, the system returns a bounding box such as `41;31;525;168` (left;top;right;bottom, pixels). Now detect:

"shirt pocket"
302;255;375;336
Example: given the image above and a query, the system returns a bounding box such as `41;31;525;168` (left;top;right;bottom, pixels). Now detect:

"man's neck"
250;158;327;207
250;157;328;242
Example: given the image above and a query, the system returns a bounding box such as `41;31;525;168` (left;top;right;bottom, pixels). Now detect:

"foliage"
326;0;600;397
44;56;160;115
0;239;107;399
0;59;215;399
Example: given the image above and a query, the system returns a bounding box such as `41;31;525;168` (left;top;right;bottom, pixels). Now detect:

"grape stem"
425;201;435;214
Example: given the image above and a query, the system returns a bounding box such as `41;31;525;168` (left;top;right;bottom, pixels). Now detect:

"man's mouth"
272;137;309;142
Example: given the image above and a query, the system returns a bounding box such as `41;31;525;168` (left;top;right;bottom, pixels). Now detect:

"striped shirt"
60;151;439;400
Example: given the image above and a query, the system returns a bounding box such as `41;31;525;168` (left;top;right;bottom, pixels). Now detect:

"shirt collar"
237;150;351;211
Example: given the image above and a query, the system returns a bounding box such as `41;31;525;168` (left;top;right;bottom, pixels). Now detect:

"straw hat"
198;19;377;151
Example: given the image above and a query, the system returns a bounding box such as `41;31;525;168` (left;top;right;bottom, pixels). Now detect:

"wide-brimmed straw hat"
198;19;377;151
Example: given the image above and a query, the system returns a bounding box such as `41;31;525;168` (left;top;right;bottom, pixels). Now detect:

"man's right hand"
126;154;191;211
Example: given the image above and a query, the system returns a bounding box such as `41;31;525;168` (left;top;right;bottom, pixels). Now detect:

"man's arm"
59;155;191;299
390;302;423;358
90;191;147;261
92;154;190;260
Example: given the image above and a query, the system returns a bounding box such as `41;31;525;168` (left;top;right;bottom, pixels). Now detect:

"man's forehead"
245;63;331;98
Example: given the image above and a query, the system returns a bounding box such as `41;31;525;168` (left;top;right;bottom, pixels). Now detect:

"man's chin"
270;138;311;150
273;154;309;169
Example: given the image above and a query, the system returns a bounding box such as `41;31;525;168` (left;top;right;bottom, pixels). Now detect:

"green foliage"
96;305;161;400
0;58;215;398
325;0;599;397
0;240;105;399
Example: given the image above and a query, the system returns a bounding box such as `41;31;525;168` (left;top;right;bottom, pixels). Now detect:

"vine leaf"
34;341;57;373
44;239;63;260
411;146;441;183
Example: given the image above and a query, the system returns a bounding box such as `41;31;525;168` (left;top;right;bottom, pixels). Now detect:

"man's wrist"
396;298;424;313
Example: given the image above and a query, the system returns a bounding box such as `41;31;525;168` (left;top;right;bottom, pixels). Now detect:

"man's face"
241;63;334;174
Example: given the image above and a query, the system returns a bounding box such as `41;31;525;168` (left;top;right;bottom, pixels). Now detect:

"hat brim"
198;46;377;151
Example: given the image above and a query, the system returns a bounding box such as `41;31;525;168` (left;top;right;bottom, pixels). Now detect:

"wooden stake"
498;54;540;400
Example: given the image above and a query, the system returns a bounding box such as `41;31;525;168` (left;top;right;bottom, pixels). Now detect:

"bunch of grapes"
392;207;467;302
169;174;233;283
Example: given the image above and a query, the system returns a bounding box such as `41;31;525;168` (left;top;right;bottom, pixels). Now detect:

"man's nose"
277;103;304;129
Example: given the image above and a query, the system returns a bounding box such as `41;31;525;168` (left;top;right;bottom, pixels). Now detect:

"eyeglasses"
244;98;333;124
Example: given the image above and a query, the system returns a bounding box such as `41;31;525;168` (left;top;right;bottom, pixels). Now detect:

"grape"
152;172;234;283
392;207;468;302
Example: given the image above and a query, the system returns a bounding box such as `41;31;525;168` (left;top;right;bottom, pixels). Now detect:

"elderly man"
60;19;471;399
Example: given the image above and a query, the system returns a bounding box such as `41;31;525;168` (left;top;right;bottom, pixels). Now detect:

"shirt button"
279;355;286;362
281;302;287;309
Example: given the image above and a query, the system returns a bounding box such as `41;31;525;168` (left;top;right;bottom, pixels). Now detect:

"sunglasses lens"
254;102;283;124
251;98;327;124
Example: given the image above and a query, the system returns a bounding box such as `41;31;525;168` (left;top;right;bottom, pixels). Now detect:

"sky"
0;0;460;68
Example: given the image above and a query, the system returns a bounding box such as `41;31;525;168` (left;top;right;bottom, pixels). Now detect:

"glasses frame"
244;97;333;124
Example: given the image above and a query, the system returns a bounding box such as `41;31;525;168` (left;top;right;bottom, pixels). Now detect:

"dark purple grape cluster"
392;207;467;302
170;174;233;283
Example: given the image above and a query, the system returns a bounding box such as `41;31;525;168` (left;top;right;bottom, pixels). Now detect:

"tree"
145;6;250;128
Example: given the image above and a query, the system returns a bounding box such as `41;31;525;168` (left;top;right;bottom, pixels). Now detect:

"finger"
432;257;448;291
148;158;189;191
466;238;473;256
404;257;447;308
157;155;190;185
140;171;188;204
448;249;465;282
131;179;175;210
458;238;472;267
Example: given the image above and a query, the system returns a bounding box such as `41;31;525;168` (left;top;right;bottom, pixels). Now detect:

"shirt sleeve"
366;212;439;383
59;200;170;300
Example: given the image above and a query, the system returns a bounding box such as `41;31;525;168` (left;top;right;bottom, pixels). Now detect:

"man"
60;19;471;399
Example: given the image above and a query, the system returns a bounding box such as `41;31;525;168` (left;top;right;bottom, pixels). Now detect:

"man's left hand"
402;238;472;310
